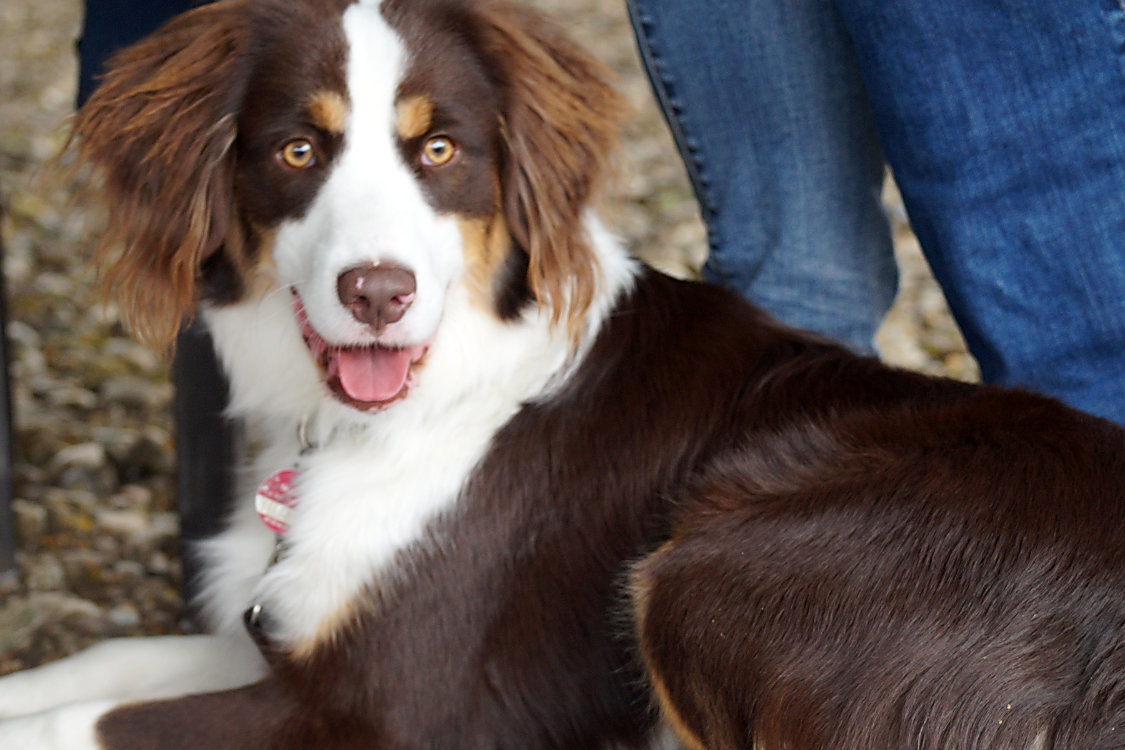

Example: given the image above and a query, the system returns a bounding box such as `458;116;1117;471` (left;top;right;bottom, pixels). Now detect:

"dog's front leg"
0;679;294;750
0;633;266;720
0;699;119;750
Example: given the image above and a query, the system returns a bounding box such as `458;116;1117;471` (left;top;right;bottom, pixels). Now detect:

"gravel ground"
0;0;975;675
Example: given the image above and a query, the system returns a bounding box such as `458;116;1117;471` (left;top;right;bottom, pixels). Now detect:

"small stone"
0;569;19;597
42;489;98;537
94;508;149;539
47;441;108;477
110;484;155;512
92;534;121;557
147;550;171;575
106;604;141;630
12;499;48;550
24;553;66;591
118;430;174;482
90;426;141;458
47;488;99;512
125;512;179;554
100;338;162;375
58;466;118;495
7;320;42;350
45;385;99;410
113;559;146;581
32;271;76;298
99;375;173;411
0;593;106;655
62;548;113;585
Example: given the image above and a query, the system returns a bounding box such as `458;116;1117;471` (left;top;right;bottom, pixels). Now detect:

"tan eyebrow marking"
395;94;435;140
307;90;349;134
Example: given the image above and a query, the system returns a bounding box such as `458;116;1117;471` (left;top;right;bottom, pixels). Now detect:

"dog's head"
73;0;621;412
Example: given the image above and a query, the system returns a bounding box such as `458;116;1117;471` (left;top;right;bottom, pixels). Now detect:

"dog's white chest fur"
252;414;500;651
200;278;612;651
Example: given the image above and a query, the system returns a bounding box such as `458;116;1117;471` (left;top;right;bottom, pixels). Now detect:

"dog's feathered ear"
476;1;624;337
69;1;252;350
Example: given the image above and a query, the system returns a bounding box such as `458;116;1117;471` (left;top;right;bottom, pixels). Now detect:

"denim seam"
1107;0;1125;123
625;0;718;237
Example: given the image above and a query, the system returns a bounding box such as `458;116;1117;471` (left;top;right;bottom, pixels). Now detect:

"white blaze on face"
224;0;638;653
271;0;464;356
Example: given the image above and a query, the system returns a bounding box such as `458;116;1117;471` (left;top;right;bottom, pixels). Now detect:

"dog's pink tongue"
335;347;413;403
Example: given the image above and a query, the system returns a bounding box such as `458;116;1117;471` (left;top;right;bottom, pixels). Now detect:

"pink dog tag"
255;469;298;534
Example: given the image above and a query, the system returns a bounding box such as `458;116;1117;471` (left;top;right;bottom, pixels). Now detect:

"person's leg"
627;0;897;351
837;0;1125;425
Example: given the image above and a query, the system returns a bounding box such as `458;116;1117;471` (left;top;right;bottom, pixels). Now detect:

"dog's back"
633;334;1125;749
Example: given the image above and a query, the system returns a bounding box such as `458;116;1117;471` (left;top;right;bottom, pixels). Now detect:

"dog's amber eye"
421;136;456;167
280;138;316;169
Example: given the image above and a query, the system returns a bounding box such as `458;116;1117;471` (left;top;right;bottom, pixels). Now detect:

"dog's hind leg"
0;633;266;720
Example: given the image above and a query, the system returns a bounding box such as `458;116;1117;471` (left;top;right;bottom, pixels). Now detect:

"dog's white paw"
0;668;42;720
0;634;267;722
0;650;109;720
0;700;113;750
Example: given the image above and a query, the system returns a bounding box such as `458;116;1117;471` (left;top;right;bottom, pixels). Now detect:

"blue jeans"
78;0;198;105
629;0;898;353
628;0;1125;426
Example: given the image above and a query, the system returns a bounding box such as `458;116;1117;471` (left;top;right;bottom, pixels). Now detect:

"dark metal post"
172;320;237;609
0;205;17;575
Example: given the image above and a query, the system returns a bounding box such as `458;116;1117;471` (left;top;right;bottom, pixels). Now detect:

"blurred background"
0;0;975;672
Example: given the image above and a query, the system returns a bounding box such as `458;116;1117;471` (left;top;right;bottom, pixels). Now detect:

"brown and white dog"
2;0;1124;747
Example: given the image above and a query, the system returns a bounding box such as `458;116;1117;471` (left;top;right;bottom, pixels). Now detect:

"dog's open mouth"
292;292;428;412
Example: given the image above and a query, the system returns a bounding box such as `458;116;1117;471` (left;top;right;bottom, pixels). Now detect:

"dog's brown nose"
337;264;417;330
